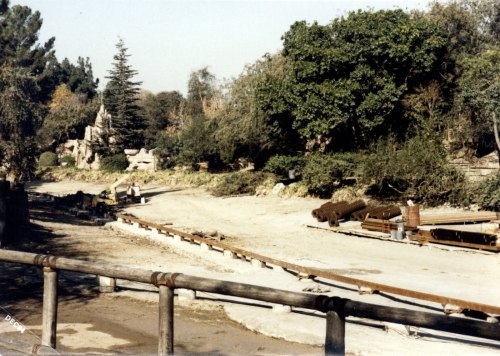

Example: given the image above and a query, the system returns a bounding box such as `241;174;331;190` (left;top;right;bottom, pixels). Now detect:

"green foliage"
264;155;305;177
186;67;216;117
458;48;500;153
139;90;185;148
214;61;276;165
258;10;447;151
60;154;75;167
362;135;466;205
39;151;58;167
58;57;98;99
178;116;215;166
36;92;99;151
210;172;270;197
301;153;362;197
104;39;144;151
154;132;181;169
100;153;129;172
476;174;500;211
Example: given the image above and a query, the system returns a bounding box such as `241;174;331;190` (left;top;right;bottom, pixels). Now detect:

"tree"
59;57;98;100
36;84;99;151
139;90;185;148
260;10;447;152
459;48;500;155
186;67;216;117
0;0;56;180
214;55;292;166
424;0;499;156
0;64;41;181
103;39;144;152
0;1;57;102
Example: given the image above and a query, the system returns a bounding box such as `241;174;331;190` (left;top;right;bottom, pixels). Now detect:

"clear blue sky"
11;0;429;95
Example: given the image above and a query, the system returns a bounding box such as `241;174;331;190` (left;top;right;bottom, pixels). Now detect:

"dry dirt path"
23;181;500;355
0;199;321;355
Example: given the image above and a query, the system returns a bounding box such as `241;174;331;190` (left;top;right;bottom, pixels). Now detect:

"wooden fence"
0;249;499;356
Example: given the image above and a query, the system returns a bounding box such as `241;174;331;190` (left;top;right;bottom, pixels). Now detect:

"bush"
362;136;466;205
210;172;271;197
39;151;58;167
100;153;129;172
60;155;76;167
264;155;305;177
302;153;362;197
476;174;500;211
154;132;181;169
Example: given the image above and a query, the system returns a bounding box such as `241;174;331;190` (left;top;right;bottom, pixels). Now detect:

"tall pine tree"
0;0;53;181
104;39;144;152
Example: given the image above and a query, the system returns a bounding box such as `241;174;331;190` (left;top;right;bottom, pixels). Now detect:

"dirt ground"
2;180;500;355
0;200;321;355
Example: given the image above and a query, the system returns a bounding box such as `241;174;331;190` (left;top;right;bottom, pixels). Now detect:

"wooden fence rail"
0;249;499;356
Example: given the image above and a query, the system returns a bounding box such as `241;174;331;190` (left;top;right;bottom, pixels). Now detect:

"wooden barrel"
405;205;420;228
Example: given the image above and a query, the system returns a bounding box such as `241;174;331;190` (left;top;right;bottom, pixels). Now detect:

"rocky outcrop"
125;148;157;171
450;151;499;181
58;105;157;171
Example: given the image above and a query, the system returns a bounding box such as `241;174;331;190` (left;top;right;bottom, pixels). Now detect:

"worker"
126;182;141;203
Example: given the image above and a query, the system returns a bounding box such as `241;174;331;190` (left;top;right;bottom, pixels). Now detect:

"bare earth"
2;180;499;355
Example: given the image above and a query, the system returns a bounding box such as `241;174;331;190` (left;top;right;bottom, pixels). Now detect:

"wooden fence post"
42;267;58;349
158;285;174;355
325;310;345;356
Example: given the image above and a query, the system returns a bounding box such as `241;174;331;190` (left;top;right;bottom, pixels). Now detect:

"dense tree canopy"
0;0;56;180
139;90;185;148
257;10;448;151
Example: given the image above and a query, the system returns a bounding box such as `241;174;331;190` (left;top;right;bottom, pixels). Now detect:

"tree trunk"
493;113;500;167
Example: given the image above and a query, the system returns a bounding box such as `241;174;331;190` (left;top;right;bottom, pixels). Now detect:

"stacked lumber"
412;229;500;251
361;218;399;233
367;205;401;220
419;211;499;225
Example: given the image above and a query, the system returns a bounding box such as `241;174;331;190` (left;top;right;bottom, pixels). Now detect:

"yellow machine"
91;174;131;211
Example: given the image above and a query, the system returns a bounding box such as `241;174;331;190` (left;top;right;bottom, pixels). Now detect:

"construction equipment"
91;174;131;213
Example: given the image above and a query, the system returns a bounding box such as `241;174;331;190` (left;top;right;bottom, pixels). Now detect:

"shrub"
100;153;129;172
302;153;361;197
476;174;500;211
39;151;58;167
60;155;76;167
362;135;466;205
210;172;271;197
264;155;305;177
154;132;181;169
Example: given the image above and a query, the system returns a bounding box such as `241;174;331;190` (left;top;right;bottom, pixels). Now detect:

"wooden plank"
112;213;500;315
420;212;498;225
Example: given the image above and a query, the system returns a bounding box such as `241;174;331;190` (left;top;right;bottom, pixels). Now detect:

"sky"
11;0;430;95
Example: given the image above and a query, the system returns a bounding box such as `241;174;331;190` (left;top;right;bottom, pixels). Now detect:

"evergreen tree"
0;0;54;180
104;39;144;152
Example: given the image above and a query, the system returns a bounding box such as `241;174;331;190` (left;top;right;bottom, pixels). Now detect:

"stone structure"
59;105;111;169
124;148;157;171
58;105;157;171
450;151;499;181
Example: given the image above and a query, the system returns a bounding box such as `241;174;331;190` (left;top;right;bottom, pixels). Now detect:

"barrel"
405;205;420;228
